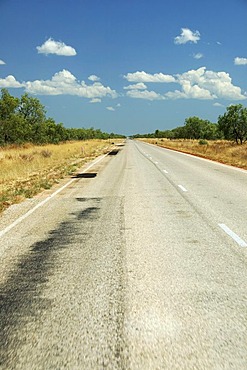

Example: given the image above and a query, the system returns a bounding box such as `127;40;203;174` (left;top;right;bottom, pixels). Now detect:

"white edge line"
219;223;247;247
0;153;108;238
178;185;188;192
139;141;247;174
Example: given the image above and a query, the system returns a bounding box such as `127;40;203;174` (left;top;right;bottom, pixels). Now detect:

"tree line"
132;104;247;144
0;88;125;146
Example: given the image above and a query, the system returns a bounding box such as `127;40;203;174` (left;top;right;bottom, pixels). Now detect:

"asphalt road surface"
0;139;246;369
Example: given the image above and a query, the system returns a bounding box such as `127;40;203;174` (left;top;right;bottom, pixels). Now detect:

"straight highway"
0;139;246;369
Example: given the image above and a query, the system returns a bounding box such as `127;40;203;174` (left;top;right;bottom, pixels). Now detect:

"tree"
218;104;247;144
18;93;46;125
0;89;20;144
18;93;47;142
0;88;19;120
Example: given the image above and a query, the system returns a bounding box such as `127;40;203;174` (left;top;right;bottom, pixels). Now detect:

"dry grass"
140;138;247;170
0;140;115;213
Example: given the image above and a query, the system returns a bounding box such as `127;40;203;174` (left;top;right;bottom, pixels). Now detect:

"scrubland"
140;138;247;170
0;140;113;213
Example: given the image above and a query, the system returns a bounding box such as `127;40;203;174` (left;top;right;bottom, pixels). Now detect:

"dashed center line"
141;145;247;250
219;223;247;247
178;185;188;192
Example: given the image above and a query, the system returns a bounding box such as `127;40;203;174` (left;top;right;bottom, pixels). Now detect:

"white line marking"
178;185;188;192
0;154;108;238
141;141;247;174
163;170;168;174
218;224;247;247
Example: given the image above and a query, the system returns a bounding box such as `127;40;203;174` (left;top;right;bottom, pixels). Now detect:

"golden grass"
139;138;247;170
0;140;115;213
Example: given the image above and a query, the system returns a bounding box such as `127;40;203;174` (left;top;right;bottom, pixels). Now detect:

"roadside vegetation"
133;103;247;169
132;104;247;144
0;88;125;145
139;138;247;170
0;88;125;213
0;140;116;213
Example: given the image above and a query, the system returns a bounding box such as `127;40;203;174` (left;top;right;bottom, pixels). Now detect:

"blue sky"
0;0;246;135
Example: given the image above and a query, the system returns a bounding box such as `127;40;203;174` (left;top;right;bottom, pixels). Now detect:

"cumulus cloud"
0;69;117;100
0;59;6;65
88;75;100;82
193;53;203;59
166;67;246;100
0;75;24;88
126;89;165;101
124;71;175;83
124;67;246;101
36;38;77;56
234;57;247;65
24;70;117;99
124;82;147;90
174;28;200;44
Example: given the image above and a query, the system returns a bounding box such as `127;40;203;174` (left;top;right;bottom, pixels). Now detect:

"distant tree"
18;93;46;125
218;104;247;144
170;126;187;139
201;122;219;140
0;89;125;146
18;93;47;142
0;88;19;120
0;89;20;144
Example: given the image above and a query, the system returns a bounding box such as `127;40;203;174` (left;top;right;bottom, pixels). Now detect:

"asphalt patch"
108;149;119;155
73;173;97;178
0;199;101;367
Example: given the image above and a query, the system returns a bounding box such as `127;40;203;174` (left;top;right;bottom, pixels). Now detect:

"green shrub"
198;139;208;145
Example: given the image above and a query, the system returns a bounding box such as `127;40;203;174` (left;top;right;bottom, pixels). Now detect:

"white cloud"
193;53;203;59
24;69;117;99
124;67;246;101
36;38;77;56
106;103;121;110
0;75;24;88
234;57;247;65
213;102;225;107
0;59;6;65
124;71;175;83
126;89;165;101
174;28;200;44
165;86;213;100
167;67;246;100
88;75;100;82
124;82;147;90
90;98;101;103
0;69;117;100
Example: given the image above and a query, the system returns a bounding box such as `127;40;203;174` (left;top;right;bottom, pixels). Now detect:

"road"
0;139;247;369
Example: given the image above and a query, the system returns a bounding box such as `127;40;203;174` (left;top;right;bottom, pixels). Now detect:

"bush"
198;139;208;145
